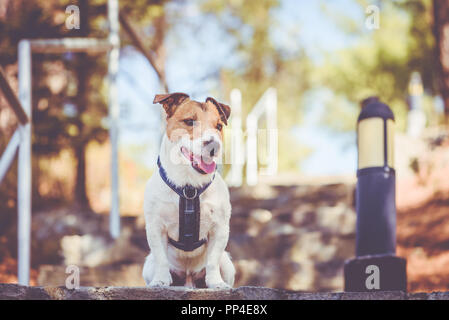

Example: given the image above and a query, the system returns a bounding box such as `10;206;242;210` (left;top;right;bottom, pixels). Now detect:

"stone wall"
33;183;357;291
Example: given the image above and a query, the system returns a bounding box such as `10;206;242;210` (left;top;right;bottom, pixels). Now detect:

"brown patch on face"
166;100;225;142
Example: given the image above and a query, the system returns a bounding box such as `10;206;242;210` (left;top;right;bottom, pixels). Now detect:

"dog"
142;92;235;289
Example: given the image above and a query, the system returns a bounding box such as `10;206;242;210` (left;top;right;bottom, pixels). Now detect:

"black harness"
157;157;214;252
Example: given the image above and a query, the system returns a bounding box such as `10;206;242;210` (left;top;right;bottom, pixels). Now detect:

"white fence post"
226;89;244;187
261;88;278;176
108;0;120;238
246;116;258;186
17;40;32;285
245;88;278;186
407;71;425;138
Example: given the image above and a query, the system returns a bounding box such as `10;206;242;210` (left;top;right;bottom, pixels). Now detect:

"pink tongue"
193;154;216;174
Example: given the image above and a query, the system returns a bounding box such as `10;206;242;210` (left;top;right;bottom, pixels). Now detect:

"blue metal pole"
17;40;32;286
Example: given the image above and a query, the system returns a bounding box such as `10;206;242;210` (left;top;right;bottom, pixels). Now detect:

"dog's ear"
154;92;189;117
206;97;231;125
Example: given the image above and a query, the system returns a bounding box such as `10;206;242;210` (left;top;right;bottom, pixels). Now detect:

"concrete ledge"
1;284;448;300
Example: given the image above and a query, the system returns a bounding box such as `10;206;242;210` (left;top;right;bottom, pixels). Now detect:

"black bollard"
344;99;407;292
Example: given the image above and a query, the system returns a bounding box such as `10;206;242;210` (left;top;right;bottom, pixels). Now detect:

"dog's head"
154;92;231;175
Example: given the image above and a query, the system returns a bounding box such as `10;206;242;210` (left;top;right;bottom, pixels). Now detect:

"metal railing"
225;87;278;187
0;0;120;285
246;88;278;186
226;89;244;187
0;67;29;184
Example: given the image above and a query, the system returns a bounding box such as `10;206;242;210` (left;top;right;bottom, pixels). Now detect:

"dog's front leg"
205;223;230;289
146;215;172;287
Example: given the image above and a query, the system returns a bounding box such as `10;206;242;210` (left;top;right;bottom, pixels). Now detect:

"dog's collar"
157;156;214;252
157;156;215;198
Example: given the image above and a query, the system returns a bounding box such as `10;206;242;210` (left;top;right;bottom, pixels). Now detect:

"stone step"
0;284;447;300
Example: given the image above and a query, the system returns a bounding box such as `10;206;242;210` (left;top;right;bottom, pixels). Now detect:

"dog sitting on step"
142;92;235;288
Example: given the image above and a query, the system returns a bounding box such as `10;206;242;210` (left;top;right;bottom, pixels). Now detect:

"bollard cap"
358;100;395;122
360;96;380;108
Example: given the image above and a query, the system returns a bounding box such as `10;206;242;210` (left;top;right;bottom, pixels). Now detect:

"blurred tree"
73;0;92;207
433;0;449;119
319;0;438;132
119;0;170;92
200;0;314;171
0;0;171;210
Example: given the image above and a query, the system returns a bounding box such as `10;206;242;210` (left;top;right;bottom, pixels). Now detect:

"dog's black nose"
203;137;215;146
203;137;220;157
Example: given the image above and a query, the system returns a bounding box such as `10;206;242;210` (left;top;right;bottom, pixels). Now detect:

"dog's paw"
149;279;171;287
149;272;172;287
206;281;231;290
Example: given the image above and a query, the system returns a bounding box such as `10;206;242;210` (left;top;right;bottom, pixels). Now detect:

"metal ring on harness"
183;186;197;199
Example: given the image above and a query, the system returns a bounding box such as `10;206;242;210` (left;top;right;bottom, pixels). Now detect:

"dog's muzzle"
203;137;220;158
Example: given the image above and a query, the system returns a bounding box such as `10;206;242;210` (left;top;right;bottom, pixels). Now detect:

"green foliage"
1;0;442;183
201;0;314;171
319;0;438;132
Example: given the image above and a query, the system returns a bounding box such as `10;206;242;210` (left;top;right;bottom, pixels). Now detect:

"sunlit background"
1;0;449;292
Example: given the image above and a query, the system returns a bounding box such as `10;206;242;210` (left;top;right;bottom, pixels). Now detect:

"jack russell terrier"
142;92;235;288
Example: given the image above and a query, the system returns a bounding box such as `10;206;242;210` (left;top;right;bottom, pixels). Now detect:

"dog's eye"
216;123;223;131
183;119;195;126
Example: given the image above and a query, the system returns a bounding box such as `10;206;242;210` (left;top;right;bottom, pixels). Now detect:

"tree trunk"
73;0;90;209
433;0;449;119
74;141;89;207
119;10;169;92
150;12;168;92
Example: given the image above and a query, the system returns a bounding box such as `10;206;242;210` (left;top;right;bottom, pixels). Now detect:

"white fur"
142;132;235;288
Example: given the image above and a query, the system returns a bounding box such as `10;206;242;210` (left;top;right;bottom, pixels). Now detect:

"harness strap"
157;157;213;252
168;196;207;251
